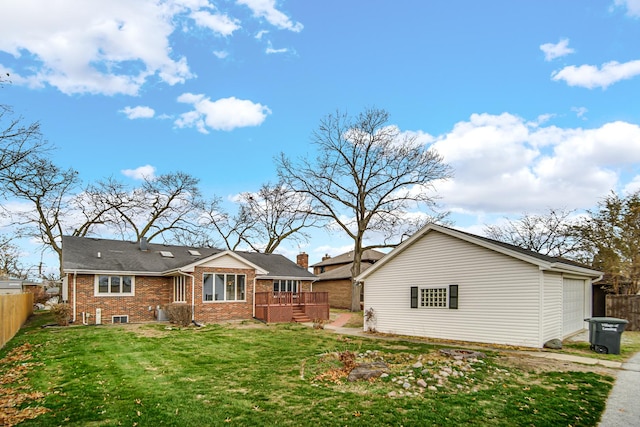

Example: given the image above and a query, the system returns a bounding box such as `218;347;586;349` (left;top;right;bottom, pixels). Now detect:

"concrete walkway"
598;351;640;427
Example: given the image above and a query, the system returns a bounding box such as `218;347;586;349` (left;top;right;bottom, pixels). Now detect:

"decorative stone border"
439;349;486;360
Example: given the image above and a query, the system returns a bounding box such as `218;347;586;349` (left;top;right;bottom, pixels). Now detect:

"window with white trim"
173;276;187;303
95;275;134;296
112;315;128;324
203;273;246;302
273;279;298;293
411;285;458;309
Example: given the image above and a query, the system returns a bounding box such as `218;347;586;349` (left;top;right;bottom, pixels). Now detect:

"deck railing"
254;292;329;323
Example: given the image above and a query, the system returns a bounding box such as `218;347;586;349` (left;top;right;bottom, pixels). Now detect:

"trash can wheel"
594;345;608;354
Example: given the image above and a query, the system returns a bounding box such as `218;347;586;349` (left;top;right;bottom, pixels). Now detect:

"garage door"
563;278;585;336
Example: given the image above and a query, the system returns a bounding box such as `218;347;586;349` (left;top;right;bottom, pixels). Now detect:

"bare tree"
278;107;452;311
0;234;27;278
0;156;80;273
484;208;581;258
237;182;320;253
95;171;204;243
0;104;50;175
574;191;640;295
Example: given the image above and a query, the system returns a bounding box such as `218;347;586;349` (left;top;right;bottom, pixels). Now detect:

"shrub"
165;303;192;326
50;303;72;326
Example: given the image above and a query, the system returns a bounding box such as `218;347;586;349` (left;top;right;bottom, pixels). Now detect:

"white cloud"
0;0;201;95
0;0;303;96
540;38;575;61
190;10;240;36
571;106;588;120
614;0;640;17
213;50;229;59
552;60;640;89
623;175;640;194
122;164;156;180
175;92;271;132
120;106;155;119
266;46;288;54
255;30;269;39
237;0;303;32
430;113;640;214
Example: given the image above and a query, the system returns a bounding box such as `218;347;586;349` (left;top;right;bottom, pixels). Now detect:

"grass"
561;331;640;362
0;312;616;426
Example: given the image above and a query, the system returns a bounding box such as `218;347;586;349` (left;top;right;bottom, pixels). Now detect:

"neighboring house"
356;224;602;349
62;236;322;325
311;249;386;309
0;278;23;295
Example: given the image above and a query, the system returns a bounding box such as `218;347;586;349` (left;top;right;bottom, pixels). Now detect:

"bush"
50;303;72;326
165;303;192;326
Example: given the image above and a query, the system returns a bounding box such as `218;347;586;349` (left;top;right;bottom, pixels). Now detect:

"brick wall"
312;279;353;309
70;274;172;324
69;271;314;325
191;266;256;323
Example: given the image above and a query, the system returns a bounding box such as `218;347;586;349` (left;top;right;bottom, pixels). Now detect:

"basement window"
112;315;129;324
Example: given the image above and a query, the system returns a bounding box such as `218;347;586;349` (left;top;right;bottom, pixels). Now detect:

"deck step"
292;307;312;323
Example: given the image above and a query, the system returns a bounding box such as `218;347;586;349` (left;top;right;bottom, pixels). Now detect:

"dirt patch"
497;353;617;376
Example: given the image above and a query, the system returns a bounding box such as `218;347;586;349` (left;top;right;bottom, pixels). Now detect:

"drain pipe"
72;271;77;323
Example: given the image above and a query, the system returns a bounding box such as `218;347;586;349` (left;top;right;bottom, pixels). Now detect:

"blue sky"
2;0;640;274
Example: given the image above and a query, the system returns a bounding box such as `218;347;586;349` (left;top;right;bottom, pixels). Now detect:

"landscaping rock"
416;379;427;388
440;349;486;360
544;339;563;349
347;361;390;382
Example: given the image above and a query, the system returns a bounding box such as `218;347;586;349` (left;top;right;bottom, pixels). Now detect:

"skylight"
188;250;201;256
160;251;174;258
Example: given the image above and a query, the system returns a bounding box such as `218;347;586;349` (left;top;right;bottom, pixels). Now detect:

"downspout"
252;277;256;318
72;271;77;323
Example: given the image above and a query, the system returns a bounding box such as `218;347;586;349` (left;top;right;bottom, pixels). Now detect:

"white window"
112;315;128;324
174;276;187;303
273;279;298;293
203;273;246;302
95;275;134;296
421;287;448;308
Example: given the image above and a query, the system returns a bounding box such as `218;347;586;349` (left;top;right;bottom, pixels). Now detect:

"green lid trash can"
584;317;629;354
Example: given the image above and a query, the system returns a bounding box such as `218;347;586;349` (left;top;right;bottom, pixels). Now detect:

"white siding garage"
563;278;588;337
357;224;602;349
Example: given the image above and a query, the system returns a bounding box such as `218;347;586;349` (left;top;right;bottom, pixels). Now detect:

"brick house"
61;236;323;325
311;249;386;309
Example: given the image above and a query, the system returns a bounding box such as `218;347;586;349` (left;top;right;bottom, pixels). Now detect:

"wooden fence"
606;295;640;331
1;293;34;349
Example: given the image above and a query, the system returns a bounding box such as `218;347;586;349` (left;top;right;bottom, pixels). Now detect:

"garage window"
411;285;458;309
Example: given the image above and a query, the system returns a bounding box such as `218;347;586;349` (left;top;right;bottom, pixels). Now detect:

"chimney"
322;253;331;261
296;252;309;270
139;237;148;252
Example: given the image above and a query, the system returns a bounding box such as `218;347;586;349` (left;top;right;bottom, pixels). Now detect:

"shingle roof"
311;249;386;267
315;262;377;281
62;236;316;280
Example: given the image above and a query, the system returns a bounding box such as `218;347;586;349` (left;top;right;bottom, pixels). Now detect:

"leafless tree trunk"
278;107;452;311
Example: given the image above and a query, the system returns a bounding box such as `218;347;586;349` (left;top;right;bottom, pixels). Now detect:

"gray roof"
315;262;377;281
311;249;386;268
62;236;316;280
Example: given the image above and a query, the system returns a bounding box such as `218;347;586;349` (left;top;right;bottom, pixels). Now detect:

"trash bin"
584;317;629;354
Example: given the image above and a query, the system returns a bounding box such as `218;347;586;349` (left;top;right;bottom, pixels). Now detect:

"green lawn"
1;312;614;426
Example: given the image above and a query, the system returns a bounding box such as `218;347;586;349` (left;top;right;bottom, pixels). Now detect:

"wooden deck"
254;292;329;323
